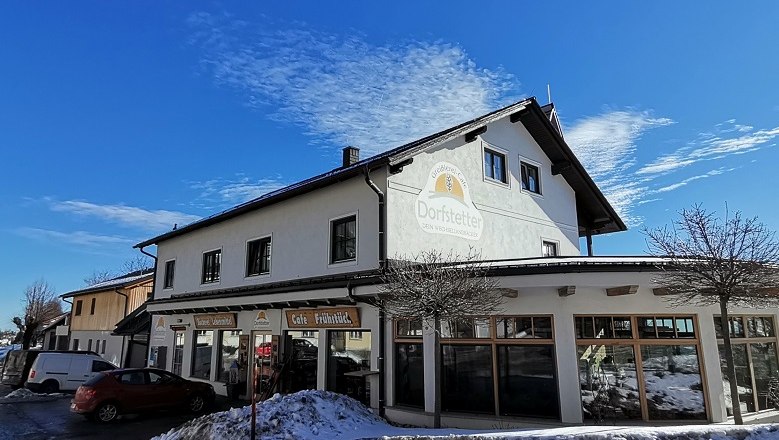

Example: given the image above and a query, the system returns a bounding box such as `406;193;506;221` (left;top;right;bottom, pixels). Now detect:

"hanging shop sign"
285;307;361;329
194;313;237;329
415;161;483;240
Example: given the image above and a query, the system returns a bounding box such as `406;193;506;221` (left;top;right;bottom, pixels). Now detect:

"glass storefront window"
750;342;779;411
396;319;423;338
191;330;213;379
575;316;633;339
497;345;558;418
286;330;318;392
440;318;491;338
577;344;642;420
640;345;706;420
441;344;494;413
714;316;746;339
748;317;776;338
395;343;424;408
719;344;755;414
496;316;553;339
327;330;372;404
218;330;242;383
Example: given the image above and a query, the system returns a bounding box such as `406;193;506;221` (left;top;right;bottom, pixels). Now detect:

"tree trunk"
720;298;743;425
21;322;38;350
434;315;442;429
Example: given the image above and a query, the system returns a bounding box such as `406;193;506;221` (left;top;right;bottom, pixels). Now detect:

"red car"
71;368;215;423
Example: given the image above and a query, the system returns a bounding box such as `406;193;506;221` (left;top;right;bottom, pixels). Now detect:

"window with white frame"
246;237;272;276
201;249;221;284
330;215;357;263
521;161;541;194
542;241;558;257
163;260;175;289
484;148;507;183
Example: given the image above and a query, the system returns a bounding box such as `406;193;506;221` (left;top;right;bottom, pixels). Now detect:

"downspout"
115;288;128;366
585;228;594;256
62;298;73;350
362;166;387;417
139;245;158;368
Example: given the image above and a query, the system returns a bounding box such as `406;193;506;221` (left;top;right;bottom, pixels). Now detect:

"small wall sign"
285;307;361;329
194;313;237;329
253;310;271;329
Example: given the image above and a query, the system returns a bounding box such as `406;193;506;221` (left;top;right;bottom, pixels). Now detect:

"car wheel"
95;402;119;423
187;394;205;413
40;380;59;394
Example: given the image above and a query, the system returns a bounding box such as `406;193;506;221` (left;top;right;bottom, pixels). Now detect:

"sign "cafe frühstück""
285;307;360;329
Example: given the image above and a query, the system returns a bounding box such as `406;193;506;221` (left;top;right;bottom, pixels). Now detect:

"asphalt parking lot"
0;385;236;440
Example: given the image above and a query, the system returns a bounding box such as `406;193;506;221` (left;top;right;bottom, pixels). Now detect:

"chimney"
342;146;360;167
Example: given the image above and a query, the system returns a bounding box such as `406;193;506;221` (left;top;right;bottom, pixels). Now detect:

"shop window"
327;330;372;404
246;237;272;276
640;345;706;420
575;316;633;339
218;330;242;383
330;215;357;263
163;260;175;289
439;317;490;339
396;318;423;338
484;148;507;183
191;330;214;379
716;315;779;414
578;344;642;420
201;249;221;284
496;316;553;339
520;161;541;194
441;344;494;413
172;331;185;376
395;343;424;408
576;314;706;422
349;331;363;340
497;345;559;418
285;330;318;392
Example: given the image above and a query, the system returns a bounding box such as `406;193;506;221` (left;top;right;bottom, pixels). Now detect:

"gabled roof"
60;269;154;299
40;312;69;333
136;97;624;248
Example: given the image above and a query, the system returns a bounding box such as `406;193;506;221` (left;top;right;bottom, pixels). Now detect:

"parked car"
1;350;99;389
26;352;116;393
71;368;216;423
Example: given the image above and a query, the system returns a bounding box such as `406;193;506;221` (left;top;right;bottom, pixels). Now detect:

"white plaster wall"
387;117;580;260
154;174;386;300
69;330;126;367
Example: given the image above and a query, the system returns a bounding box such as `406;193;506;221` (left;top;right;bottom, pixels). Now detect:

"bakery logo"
154;316;165;332
253;311;271;329
415;161;483;240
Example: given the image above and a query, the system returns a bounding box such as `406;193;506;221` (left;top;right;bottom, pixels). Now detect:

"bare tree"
12;279;63;349
644;204;779;425
378;250;504;428
121;255;153;274
83;270;114;286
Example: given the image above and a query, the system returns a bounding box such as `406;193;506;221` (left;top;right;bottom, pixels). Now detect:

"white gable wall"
387;117;580;260
154;175;385;300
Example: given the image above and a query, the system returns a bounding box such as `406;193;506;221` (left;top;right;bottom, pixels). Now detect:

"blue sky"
2;2;778;329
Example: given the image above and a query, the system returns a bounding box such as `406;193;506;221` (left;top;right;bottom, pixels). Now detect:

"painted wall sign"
415;161;483;240
194;313;237;329
285;307;361;329
153;316;166;341
253;310;271;329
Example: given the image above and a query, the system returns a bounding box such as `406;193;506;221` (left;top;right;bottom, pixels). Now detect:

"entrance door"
252;332;274;398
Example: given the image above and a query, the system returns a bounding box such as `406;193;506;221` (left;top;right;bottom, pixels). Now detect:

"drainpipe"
139;245;158;368
346;282;386;417
115;288;128;366
585;228;594;256
361;166;388;417
62;298;73;350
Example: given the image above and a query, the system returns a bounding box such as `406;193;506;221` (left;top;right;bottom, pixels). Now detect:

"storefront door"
252;332;273;398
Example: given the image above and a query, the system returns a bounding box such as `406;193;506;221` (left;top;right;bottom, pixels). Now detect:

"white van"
25;353;116;393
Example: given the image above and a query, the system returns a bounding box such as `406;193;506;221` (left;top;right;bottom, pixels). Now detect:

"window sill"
245;272;271;280
483;176;510;188
521;188;544;199
200;280;221;286
328;258;358;268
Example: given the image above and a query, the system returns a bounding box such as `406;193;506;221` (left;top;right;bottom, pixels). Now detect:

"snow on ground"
0;387;64;404
152;390;779;440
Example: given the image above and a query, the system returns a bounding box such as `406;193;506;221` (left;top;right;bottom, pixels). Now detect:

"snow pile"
152;390;389;440
0;387;63;403
388;424;779;440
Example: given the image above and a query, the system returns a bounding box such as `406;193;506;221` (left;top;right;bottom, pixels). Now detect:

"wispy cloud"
15;227;134;247
188;12;519;155
566;115;776;225
189;175;288;206
48;200;200;232
638;125;779;175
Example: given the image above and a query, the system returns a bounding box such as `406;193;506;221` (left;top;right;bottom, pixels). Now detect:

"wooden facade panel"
69;280;152;331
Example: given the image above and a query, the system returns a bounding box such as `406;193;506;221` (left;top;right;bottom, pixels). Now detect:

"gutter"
139;245;158;368
114;288;128;367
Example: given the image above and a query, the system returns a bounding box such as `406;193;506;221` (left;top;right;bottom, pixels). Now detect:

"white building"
136;98;779;426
